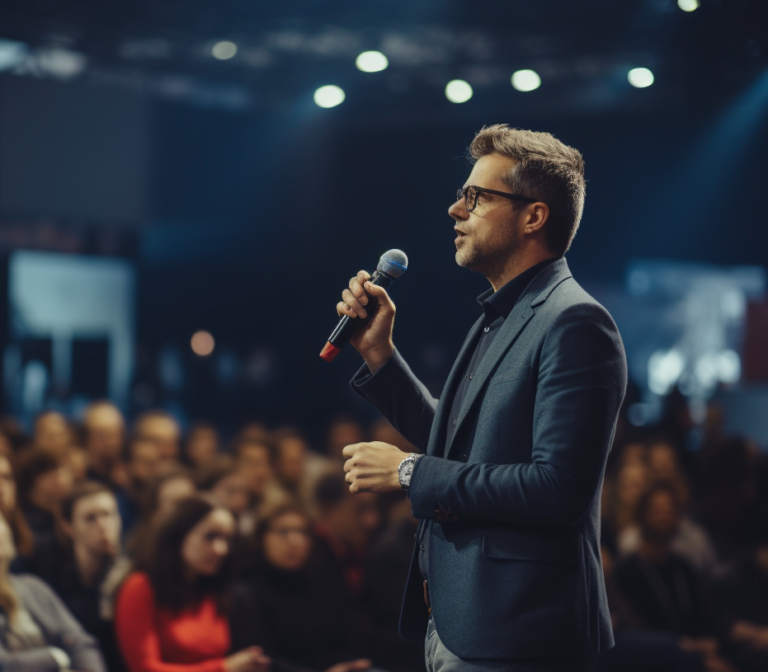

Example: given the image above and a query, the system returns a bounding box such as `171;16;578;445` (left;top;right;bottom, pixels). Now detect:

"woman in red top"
115;495;270;672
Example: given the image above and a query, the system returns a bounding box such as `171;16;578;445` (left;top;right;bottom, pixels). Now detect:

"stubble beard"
455;220;523;280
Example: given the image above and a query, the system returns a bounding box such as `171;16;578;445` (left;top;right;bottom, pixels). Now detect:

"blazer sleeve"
408;302;627;526
350;349;438;452
115;574;225;672
3;575;107;672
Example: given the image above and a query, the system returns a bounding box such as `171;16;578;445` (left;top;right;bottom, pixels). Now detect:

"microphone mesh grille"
377;249;408;278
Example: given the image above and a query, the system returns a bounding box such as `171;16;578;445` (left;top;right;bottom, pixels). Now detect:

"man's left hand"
342;441;408;493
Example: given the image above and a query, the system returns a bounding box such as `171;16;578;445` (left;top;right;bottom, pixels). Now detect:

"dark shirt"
418;257;559;582
614;551;708;637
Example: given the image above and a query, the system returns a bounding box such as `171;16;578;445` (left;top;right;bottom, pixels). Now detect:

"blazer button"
484;326;490;333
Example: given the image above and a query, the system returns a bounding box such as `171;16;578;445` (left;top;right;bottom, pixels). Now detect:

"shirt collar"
477;257;560;322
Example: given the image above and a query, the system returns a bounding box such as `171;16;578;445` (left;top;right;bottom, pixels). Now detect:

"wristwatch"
398;453;423;490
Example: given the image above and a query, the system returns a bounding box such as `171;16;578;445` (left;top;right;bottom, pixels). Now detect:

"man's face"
139;417;180;461
449;153;526;277
84;406;125;460
128;441;162;487
69;492;121;558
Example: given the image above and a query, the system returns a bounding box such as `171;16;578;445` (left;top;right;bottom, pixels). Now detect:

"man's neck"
73;543;112;587
486;250;557;292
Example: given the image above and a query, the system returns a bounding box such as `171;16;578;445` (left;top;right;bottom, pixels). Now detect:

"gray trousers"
425;619;596;672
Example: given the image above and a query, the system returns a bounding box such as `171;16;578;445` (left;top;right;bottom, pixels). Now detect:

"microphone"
320;249;408;362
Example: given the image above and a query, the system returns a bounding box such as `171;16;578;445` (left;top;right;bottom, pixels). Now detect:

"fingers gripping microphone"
320;249;408;362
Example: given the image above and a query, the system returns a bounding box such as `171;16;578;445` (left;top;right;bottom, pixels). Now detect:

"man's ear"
523;202;550;234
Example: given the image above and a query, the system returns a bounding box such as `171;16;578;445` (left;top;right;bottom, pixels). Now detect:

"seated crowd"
0;399;766;672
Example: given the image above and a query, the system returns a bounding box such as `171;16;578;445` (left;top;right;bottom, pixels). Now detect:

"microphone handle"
327;270;395;347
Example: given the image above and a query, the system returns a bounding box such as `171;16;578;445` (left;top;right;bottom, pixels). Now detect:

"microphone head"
377;249;409;278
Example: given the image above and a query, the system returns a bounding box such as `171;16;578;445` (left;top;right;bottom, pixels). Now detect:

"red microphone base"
319;342;341;362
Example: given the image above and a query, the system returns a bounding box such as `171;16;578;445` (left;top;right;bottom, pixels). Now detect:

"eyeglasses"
457;185;537;213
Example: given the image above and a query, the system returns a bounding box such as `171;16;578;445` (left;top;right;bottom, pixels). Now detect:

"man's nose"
448;196;468;221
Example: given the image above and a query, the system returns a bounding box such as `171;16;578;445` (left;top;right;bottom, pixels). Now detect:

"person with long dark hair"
115;495;269;672
231;503;372;672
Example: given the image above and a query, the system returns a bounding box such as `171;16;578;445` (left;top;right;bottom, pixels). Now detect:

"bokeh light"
628;67;655;88
511;69;541;92
314;85;346;108
445;79;473;103
677;0;700;12
191;331;215;356
356;51;388;73
211;41;237;60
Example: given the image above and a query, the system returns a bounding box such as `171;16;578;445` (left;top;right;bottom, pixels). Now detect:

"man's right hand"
336;270;396;374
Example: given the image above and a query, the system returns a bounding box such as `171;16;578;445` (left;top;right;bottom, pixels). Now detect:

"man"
114;436;163;536
42;481;130;672
338;125;627;670
82;401;126;484
132;410;181;465
313;472;381;595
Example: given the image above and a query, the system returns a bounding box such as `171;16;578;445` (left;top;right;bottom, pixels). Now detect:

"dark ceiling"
0;0;766;115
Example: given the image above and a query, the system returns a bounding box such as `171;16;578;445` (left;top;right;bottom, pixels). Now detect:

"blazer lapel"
425;316;485;456
443;258;573;458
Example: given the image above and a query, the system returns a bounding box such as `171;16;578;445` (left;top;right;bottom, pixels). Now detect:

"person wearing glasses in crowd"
336;125;627;671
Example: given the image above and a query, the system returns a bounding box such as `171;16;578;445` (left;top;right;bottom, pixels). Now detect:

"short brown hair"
62;480;114;522
468;125;586;255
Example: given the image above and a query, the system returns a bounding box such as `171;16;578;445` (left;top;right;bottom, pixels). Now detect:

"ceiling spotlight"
191;331;215;357
314;85;345;108
511;69;541;92
677;0;699;12
212;41;237;60
445;79;473;104
628;67;654;88
356;51;388;73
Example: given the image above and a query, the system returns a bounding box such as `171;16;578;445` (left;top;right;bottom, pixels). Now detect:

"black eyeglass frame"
458;185;538;212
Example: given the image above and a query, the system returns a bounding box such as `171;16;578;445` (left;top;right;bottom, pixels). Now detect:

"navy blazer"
351;257;627;660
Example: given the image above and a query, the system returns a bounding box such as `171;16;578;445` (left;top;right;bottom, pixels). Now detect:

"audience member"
233;436;286;535
231;503;372;672
362;494;423;672
132;412;181;466
196;458;250;519
313;473;380;596
325;417;365;462
81;402;126;486
0;509;106;672
15;448;73;557
39;482;130;672
617;439;719;576
709;509;768;672
114;437;163;537
0;454;35;571
126;469;196;564
615;483;736;672
184;424;220;469
273;429;312;505
602;457;650;553
115;496;270;672
32;412;72;455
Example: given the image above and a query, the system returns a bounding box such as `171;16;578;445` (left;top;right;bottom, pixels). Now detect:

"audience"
0;397;761;672
0;509;106;672
231;503;372;672
115;496;270;672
